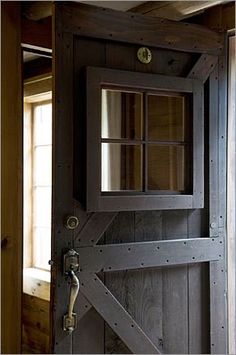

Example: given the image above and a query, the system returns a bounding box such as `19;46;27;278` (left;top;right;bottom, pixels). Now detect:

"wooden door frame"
52;3;228;353
1;3;23;354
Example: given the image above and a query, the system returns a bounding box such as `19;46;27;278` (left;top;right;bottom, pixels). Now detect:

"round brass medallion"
137;47;152;64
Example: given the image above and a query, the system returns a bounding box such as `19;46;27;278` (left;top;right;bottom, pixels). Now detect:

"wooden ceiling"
131;1;231;20
22;1;230;21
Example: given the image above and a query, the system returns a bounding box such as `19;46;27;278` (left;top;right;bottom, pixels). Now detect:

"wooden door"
52;3;228;354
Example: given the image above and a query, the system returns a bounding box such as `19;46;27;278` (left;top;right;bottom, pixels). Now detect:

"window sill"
23;267;50;301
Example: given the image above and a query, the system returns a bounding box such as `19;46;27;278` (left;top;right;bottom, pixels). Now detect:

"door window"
86;67;203;211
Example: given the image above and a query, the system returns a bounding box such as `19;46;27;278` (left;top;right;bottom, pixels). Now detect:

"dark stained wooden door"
52;3;228;354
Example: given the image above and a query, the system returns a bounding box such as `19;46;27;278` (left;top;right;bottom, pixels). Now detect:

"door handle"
63;249;80;333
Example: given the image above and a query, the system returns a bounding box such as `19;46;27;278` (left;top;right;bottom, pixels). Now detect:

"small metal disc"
137;47;152;64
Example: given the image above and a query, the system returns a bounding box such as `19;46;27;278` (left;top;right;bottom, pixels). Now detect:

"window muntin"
101;88;192;194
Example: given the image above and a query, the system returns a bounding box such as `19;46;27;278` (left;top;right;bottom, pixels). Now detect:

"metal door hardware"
137;47;152;64
64;215;79;230
63;249;80;333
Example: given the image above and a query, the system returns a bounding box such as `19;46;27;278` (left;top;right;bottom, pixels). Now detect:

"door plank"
133;211;163;350
104;212;135;354
188;54;218;82
52;29;74;354
78;237;222;272
209;53;228;354
187;210;209;354
71;36;107;354
80;273;162;354
59;2;223;55
162;211;189;354
75;212;117;247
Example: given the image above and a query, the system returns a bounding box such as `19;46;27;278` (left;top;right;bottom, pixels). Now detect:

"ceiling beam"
131;1;230;21
22;1;52;21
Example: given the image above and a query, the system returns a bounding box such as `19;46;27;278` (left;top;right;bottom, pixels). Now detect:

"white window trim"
23;74;52;300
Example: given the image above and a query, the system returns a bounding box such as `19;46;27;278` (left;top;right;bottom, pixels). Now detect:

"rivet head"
210;222;216;229
137;47;152;64
64;216;79;230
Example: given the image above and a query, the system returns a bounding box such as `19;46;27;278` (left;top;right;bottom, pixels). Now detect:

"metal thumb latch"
63;249;80;333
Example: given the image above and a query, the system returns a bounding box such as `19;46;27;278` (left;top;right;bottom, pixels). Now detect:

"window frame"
86;66;204;211
23;74;52;272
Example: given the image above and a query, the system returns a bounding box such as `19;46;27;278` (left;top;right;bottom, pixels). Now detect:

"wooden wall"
22;294;50;354
1;3;22;354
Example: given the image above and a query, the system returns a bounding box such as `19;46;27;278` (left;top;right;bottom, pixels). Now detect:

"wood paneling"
1;3;22;354
22;294;50;354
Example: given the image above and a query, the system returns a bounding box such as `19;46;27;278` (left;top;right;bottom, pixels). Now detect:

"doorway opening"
22;49;52;354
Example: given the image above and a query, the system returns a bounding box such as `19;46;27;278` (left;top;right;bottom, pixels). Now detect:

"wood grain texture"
80;272;161;354
52;10;74;352
72;35;107;354
52;3;226;353
209;61;228;354
188;54;218;83
59;2;223;55
187;210;209;354
22;16;52;50
188;2;235;32
227;35;236;355
1;3;22;354
105;212;135;354
162;211;188;354
133;211;163;350
130;1;228;20
22;294;50;354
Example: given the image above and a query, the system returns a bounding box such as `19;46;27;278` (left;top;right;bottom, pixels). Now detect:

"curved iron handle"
63;269;80;333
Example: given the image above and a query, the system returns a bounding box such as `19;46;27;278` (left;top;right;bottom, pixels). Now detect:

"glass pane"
102;143;142;191
33;187;51;227
34;146;52;186
33;227;51;270
148;145;188;191
34;103;52;145
101;89;143;139
148;94;186;142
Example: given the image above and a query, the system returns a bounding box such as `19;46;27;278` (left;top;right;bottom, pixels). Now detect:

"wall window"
24;75;52;274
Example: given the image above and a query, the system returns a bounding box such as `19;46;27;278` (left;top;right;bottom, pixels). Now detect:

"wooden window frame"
86;66;204;211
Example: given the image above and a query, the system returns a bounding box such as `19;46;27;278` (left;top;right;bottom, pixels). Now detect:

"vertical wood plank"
209;55;228;354
162;211;189;354
133;211;163;350
104;212;135;354
72;36;107;354
52;8;74;350
187;210;209;354
1;3;22;354
227;35;236;355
